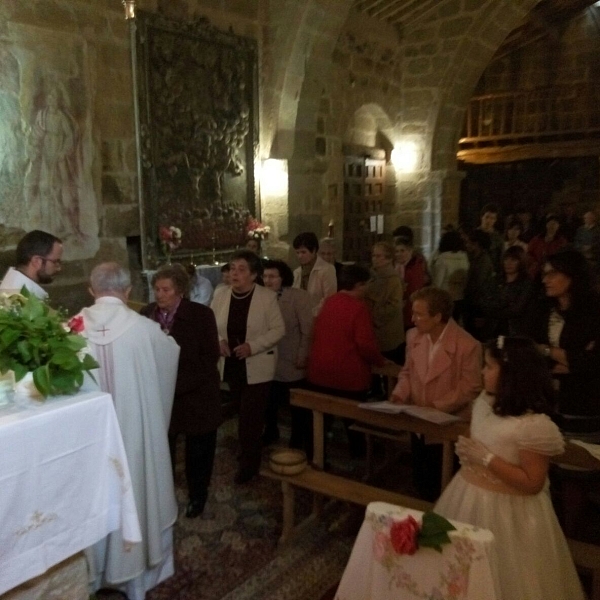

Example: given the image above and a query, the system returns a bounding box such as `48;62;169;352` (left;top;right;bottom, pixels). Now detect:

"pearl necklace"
231;285;254;300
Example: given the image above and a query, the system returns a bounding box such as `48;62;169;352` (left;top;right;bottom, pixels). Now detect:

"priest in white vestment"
81;263;180;600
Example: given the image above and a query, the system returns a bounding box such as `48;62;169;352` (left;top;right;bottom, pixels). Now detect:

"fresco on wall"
0;25;99;260
135;12;258;267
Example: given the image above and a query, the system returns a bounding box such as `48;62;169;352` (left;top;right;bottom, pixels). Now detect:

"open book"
358;401;462;425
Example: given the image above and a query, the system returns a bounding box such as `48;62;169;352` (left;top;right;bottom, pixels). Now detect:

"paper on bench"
358;401;462;425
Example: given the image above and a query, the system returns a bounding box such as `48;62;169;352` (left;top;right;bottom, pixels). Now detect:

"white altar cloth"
0;391;141;596
335;502;498;600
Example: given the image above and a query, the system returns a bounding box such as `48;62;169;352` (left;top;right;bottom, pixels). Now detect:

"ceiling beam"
375;0;439;22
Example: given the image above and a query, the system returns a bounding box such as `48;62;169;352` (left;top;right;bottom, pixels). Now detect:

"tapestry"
134;12;259;267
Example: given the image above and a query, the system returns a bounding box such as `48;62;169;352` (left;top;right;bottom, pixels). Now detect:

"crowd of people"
2;210;599;599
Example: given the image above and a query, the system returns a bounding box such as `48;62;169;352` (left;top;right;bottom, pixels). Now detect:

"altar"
336;502;498;600
0;390;141;596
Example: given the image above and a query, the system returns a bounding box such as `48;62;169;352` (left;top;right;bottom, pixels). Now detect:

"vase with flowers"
0;290;98;400
159;225;182;264
246;216;270;242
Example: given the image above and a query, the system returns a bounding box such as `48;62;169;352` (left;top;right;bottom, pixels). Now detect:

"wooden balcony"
458;85;600;164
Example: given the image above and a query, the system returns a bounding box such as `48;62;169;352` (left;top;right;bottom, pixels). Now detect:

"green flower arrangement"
0;289;98;397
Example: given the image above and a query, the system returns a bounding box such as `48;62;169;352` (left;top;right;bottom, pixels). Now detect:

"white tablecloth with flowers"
335;502;498;600
0;390;141;595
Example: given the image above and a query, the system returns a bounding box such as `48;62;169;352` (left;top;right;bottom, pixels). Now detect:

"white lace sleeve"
516;413;565;456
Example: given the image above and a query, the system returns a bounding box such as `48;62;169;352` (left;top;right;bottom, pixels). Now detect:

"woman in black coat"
142;264;222;518
527;250;600;438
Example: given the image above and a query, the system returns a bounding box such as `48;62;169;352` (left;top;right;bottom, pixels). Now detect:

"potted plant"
0;289;98;398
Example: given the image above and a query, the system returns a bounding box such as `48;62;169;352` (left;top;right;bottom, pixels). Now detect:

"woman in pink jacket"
392;287;481;500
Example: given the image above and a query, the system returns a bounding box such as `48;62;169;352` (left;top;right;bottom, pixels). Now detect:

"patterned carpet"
145;416;363;600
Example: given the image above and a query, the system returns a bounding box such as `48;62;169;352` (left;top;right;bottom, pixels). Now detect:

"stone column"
391;169;466;257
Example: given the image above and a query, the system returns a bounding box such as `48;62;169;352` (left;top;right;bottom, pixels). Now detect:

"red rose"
390;515;420;555
68;315;85;334
159;226;172;242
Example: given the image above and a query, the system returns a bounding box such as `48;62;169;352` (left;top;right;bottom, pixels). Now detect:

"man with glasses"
0;230;63;299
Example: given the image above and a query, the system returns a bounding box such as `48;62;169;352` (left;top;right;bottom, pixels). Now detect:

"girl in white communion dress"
435;335;585;600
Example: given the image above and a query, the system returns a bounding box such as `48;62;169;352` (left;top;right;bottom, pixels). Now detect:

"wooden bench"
260;465;433;543
290;387;469;488
261;387;463;543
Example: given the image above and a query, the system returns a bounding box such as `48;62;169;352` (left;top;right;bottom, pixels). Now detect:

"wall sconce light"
122;0;136;20
391;141;419;173
259;159;288;198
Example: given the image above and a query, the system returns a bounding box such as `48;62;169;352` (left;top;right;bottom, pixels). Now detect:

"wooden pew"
260;466;433;543
261;387;466;544
290;387;469;488
264;387;600;596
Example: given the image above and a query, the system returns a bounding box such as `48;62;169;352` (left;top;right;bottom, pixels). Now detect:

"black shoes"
185;499;206;519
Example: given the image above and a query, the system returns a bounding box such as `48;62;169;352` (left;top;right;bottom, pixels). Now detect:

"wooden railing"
460;84;600;147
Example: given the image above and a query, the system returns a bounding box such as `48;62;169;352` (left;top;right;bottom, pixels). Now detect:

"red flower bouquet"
390;515;420;555
159;225;182;262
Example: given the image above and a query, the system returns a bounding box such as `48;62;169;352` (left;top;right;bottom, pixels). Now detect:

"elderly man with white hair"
81;262;180;600
318;237;343;282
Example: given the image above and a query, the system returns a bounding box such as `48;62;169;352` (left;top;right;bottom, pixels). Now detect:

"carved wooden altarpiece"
134;12;258;268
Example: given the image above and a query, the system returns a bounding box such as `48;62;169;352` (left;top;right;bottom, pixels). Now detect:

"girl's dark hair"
544;249;595;312
502;246;528;279
438;230;465;253
262;259;294;287
484;336;556;417
338;264;370;291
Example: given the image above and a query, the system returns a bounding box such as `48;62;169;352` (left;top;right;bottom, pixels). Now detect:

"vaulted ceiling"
352;0;600;56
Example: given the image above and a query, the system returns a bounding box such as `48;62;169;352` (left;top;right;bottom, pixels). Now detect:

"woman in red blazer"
308;264;386;458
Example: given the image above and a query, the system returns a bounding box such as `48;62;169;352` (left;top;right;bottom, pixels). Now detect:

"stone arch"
428;0;543;172
265;0;354;160
343;102;395;151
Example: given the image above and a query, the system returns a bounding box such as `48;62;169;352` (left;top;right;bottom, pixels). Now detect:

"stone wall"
282;0;543;256
0;0;265;310
0;0;132;311
0;0;559;302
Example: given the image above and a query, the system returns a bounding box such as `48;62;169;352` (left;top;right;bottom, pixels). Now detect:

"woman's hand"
233;342;252;359
219;340;231;357
456;435;493;467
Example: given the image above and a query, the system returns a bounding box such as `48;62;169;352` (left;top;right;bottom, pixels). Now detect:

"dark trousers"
265;379;311;451
169;430;217;505
410;433;448;502
265;379;305;436
230;381;271;476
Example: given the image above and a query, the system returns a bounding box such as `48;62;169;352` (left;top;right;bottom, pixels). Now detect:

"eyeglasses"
38;256;62;267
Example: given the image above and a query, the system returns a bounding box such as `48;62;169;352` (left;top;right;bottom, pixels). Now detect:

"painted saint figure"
25;86;85;240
